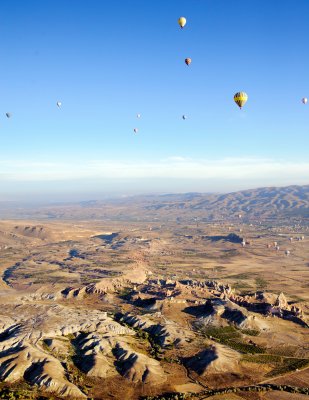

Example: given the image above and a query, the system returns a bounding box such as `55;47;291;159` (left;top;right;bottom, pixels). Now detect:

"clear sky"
1;0;309;200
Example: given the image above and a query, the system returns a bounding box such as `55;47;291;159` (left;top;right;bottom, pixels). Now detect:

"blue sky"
0;0;309;200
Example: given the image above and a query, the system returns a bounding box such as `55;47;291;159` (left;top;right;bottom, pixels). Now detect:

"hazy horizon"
1;178;308;203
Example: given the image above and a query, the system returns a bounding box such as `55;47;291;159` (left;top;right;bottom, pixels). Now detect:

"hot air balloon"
5;112;11;118
302;97;308;105
133;128;138;134
57;101;62;108
234;92;248;109
137;113;141;118
178;17;187;29
185;58;191;66
182;115;187;120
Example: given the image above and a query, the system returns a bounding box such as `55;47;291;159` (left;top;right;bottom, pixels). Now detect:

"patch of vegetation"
243;354;309;377
266;358;309;377
228;341;265;354
202;325;240;340
0;382;53;400
200;326;265;354
255;276;268;290
240;328;260;336
135;328;149;340
117;286;134;300
162;356;181;364
242;354;282;364
64;333;93;395
268;346;299;357
115;316;166;360
233;281;253;291
225;273;254;280
148;334;165;360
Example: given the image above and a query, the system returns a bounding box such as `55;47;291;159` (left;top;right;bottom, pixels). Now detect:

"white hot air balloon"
182;115;187;120
137;113;141;118
133;128;138;134
5;112;11;118
302;97;308;105
57;101;62;108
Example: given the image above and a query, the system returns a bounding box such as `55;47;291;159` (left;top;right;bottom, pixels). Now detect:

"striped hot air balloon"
234;92;248;109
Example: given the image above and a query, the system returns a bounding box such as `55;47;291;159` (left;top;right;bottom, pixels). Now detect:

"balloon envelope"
302;97;308;104
178;17;187;28
182;115;187;120
185;58;191;66
234;92;248;109
57;101;62;108
5;112;11;118
133;128;138;134
137;114;141;118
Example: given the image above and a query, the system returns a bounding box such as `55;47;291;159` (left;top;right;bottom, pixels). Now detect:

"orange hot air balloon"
185;58;191;66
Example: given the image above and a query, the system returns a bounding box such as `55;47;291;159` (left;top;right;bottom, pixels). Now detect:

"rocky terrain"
0;214;308;399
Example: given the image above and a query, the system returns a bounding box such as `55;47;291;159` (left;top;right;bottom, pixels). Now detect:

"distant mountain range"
0;184;308;223
141;184;309;221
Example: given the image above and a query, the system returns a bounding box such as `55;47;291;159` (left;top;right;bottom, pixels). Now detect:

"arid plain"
0;186;309;400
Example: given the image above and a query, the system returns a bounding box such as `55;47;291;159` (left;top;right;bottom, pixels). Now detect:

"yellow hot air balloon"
178;17;187;29
234;92;248;109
